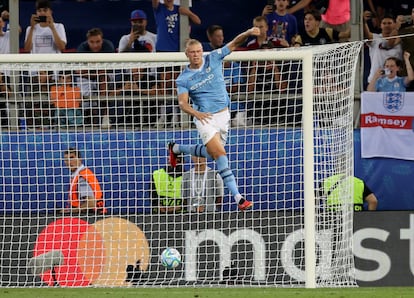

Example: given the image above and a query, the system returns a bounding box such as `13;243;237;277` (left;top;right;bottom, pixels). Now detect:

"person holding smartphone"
367;52;414;92
24;0;66;53
118;9;156;53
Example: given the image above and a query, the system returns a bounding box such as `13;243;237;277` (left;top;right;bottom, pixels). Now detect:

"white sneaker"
101;115;111;129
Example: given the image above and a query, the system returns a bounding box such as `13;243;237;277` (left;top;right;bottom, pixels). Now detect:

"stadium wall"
0;129;413;213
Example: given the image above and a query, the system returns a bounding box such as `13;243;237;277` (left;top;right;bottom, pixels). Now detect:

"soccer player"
168;27;260;211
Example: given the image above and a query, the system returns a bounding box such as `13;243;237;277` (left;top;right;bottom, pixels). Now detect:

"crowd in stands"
0;0;414;130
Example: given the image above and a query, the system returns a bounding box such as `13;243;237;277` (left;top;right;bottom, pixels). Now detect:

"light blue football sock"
177;144;212;160
216;155;241;199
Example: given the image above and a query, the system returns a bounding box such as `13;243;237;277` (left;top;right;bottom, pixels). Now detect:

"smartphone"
132;24;140;33
267;0;274;11
36;15;47;23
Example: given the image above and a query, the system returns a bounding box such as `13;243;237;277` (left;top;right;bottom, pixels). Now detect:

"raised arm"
403;51;414;86
363;10;373;40
179;7;201;25
287;0;312;15
227;27;260;52
152;0;160;9
47;16;66;51
24;14;38;52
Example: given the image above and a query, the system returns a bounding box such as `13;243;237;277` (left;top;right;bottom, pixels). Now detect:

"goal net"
0;41;362;288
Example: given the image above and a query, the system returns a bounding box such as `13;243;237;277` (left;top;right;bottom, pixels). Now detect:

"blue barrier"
0;128;305;214
1;129;413;213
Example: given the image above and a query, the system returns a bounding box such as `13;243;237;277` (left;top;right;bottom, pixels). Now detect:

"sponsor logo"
190;74;214;91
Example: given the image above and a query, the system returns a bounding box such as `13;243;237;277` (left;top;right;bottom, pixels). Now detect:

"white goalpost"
0;41;362;288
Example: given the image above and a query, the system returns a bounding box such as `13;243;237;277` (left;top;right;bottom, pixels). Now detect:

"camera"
36;16;47;23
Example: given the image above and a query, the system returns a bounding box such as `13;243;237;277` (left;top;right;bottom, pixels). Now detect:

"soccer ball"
160;247;181;269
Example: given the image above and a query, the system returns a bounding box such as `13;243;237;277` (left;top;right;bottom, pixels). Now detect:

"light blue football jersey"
176;45;231;113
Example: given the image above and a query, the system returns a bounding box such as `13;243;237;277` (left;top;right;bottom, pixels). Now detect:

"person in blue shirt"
262;0;298;47
168;27;260;211
367;51;414;92
152;0;201;52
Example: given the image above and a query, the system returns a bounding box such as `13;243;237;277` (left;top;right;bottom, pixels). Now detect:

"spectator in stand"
363;12;402;86
152;0;201;128
24;0;66;54
114;68;159;126
365;1;412;28
364;1;385;33
117;68;158;96
246;16;275;50
30;70;54;95
245;16;285;126
0;15;11;128
318;0;350;41
1;10;21;34
0;68;10;128
246;16;283;92
1;10;9;32
293;10;350;46
76;28;115;128
118;9;156;53
181;156;223;213
50;71;83;127
77;27;115;53
262;0;298;47
0;16;9;54
152;153;185;214
287;0;350;41
201;25;224;51
367;52;414;92
93;70;119;128
397;6;414;91
152;0;201;52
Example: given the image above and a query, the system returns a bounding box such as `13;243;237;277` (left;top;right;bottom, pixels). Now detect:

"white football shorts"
195;108;230;146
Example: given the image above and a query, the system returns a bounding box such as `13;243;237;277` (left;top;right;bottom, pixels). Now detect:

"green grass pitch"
1;287;413;298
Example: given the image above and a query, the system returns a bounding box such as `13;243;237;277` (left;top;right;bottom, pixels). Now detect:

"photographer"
24;0;66;53
118;9;156;53
367;52;414;92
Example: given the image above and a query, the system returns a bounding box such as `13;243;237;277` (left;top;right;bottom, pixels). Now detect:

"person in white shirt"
0;16;10;54
363;12;402;84
118;9;156;53
24;0;66;54
0;15;11;128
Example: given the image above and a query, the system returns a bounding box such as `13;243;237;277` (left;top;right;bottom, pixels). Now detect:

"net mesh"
0;41;362;287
